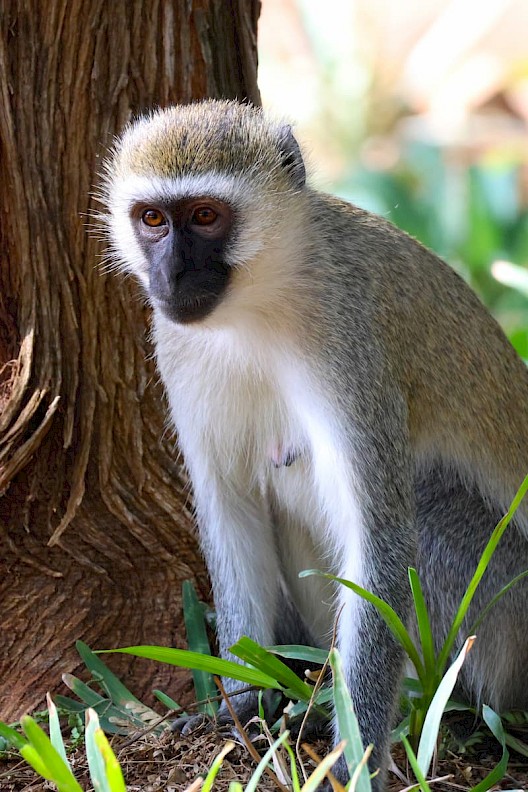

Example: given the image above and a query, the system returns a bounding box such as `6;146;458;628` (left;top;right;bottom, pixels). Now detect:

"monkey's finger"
171;712;212;736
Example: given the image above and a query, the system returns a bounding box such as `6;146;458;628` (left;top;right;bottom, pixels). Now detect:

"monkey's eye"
191;206;218;226
141;208;166;228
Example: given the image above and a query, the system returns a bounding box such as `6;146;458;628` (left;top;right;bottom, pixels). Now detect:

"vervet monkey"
103;100;528;789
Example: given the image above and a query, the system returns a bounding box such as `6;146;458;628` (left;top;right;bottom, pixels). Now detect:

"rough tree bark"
0;0;261;721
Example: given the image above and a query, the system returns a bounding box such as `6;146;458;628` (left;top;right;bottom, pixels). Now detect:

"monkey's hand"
171;690;265;737
171;709;232;737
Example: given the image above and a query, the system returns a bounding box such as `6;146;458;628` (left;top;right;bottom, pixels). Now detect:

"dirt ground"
2;719;528;792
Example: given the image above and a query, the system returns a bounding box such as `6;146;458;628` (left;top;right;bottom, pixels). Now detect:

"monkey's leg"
180;482;281;733
330;522;413;791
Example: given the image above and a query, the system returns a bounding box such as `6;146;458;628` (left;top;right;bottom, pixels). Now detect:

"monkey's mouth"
155;293;220;324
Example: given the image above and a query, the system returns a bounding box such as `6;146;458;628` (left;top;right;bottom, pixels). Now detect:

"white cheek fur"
106;172;267;274
104;171;308;320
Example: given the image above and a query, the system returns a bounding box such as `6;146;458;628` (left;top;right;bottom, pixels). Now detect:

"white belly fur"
154;315;365;650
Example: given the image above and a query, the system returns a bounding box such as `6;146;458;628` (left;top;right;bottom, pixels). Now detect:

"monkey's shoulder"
311;191;440;262
308;191;485;310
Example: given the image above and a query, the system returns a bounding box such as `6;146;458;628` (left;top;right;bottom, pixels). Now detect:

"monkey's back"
306;195;528;711
310;193;528;522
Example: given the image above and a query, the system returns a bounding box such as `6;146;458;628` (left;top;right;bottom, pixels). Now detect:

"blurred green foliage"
336;141;528;359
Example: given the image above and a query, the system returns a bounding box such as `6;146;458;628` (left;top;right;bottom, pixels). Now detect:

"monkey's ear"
278;125;306;188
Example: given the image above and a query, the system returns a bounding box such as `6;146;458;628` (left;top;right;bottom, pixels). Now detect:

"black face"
132;197;234;323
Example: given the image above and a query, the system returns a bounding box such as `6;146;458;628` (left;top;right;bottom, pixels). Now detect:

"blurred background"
258;0;528;358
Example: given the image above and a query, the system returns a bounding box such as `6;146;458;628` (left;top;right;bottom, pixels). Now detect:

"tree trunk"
0;0;261;721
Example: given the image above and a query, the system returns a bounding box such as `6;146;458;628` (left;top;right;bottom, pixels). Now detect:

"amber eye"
141;208;166;227
191;206;218;226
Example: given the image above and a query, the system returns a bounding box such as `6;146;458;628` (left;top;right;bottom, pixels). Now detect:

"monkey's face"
102;100;308;327
131;196;234;324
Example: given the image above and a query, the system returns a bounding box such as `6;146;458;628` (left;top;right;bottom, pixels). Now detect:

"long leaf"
245;731;291;792
329;648;371;792
282;737;301;791
468;569;528;635
61;675;140;734
19;744;54;782
470;706;509;792
76;641;146;706
301;570;424;679
230;637;313;700
0;722;54;781
85;709;109;792
417;636;474;775
438;475;528;672
0;722;28;751
94;729;127;792
46;694;69;767
53;695;87;713
62;673;108;706
182;580;217;716
402;735;431;792
267;645;329;665
300;741;346;792
153;689;184;712
104;645;280;689
21;716;83;792
408;568;435;678
202;741;235;792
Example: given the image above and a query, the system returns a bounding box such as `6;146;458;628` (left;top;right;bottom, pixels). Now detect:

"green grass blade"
53;695;89;713
19;744;55;781
470;706;509;792
104;645;281;689
349;746;374;792
228;782;244;792
153;689;185;712
21;716;83;792
302;570;424;679
408;568;436;677
469;569;528;635
245;731;290;792
62;675;142;734
329;648;371;792
46;694;69;767
417;635;474;775
62;673;108;706
391;713;410;742
504;732;528;758
401;676;423;696
282;737;301;791
401;735;431;792
76;641;145;706
86;709;110;792
267;645;329;665
0;722;52;780
286;685;333;720
438;475;528;672
0;722;28;751
182;580;217;716
201;741;235;792
230;637;313;700
94;728;127;792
